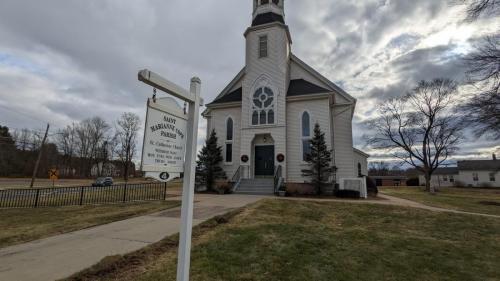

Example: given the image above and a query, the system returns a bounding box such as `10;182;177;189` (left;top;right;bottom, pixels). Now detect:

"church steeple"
252;0;285;27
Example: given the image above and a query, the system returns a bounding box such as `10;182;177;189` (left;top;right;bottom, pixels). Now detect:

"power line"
0;104;48;124
0;104;65;132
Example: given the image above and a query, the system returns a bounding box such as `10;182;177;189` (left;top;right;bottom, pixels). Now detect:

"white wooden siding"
243;25;290;128
286;98;331;183
419;171;499;188
458;171;500;187
353;150;368;176
333;106;355;179
206;106;242;179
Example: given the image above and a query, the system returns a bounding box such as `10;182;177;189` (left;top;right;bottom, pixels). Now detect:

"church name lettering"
143;109;187;168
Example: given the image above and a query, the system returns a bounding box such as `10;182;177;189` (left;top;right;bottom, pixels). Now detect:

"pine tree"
301;123;332;195
196;129;226;192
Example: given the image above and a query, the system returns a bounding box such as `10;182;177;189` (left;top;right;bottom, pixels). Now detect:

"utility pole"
30;123;50;188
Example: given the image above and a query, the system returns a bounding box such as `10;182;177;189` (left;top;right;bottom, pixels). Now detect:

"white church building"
203;0;368;194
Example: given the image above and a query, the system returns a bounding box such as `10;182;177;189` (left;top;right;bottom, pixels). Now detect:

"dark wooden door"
255;146;275;176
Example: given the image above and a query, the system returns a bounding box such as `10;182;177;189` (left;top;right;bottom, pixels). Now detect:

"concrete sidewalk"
0;194;264;281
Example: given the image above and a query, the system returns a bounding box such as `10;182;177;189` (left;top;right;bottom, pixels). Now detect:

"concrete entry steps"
235;178;275;195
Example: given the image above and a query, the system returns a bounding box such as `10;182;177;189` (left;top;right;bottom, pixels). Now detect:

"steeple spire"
252;0;285;27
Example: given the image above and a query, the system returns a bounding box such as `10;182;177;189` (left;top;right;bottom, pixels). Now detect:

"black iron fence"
0;182;168;209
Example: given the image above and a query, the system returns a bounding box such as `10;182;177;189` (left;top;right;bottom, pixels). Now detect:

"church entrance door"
255;145;274;176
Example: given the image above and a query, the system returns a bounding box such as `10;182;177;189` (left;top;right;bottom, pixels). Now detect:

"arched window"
226;118;233;141
268;109;274;124
358;163;362;177
252;86;275;125
301;112;311;161
225;118;233;163
252;111;259;125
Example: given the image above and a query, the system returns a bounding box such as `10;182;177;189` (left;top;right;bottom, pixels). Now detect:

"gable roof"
206;55;358;108
290;54;357;104
252;12;285;27
208;87;242;105
458;160;500;171
287;79;330;97
208;78;331;105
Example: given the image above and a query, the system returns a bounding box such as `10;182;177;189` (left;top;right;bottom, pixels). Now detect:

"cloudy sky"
0;0;498;164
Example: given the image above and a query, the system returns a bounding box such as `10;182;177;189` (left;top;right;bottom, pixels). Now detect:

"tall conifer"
196;129;226;191
301;123;333;195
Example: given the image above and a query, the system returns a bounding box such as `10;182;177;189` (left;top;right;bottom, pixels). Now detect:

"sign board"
138;69;202;281
48;169;59;181
141;97;188;182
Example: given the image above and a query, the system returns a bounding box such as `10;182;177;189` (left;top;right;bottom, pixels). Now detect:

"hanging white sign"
141;97;188;182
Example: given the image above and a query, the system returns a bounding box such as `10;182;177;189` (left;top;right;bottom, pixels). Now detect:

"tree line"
0;112;141;180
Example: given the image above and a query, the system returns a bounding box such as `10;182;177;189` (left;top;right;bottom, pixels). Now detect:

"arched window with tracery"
302;112;311;161
252;86;275;125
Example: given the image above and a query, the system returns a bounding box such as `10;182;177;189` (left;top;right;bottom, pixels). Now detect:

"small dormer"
252;0;285;27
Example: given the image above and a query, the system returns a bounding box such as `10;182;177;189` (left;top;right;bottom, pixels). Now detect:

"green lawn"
0;201;180;249
66;199;500;281
381;186;500;216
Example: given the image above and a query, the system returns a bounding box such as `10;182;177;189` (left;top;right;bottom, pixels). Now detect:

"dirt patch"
62;209;241;281
479;201;500;206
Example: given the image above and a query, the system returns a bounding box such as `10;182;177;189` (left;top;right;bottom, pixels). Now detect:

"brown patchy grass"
381;186;500;216
0;201;181;249
64;199;500;281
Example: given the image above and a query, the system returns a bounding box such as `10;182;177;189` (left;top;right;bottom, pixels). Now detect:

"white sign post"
138;69;202;281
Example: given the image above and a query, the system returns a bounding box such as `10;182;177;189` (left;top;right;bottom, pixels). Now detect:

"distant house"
90;161;136;178
419;156;500;188
91;162;121;178
419;167;459;188
371;176;408;187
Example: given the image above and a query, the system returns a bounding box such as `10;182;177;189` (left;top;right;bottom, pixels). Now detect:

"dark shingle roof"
208;79;331;105
433;167;460;175
209;87;242;105
458;160;500;171
287;79;331;97
252;12;285;27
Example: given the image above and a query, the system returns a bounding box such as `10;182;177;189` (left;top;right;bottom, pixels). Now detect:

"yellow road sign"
49;169;59;181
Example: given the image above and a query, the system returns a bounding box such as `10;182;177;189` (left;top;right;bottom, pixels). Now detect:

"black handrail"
274;165;282;194
231;166;242;191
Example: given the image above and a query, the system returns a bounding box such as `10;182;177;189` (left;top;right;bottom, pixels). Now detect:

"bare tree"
75;120;92;176
74;117;110;177
367;79;463;193
461;35;500;139
457;1;500;139
17;129;32;151
56;124;77;176
368;161;390;176
88;117;110;177
460;0;499;20
115;112;141;182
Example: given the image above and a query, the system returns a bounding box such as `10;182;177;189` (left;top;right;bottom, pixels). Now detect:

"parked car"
92;177;114;187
